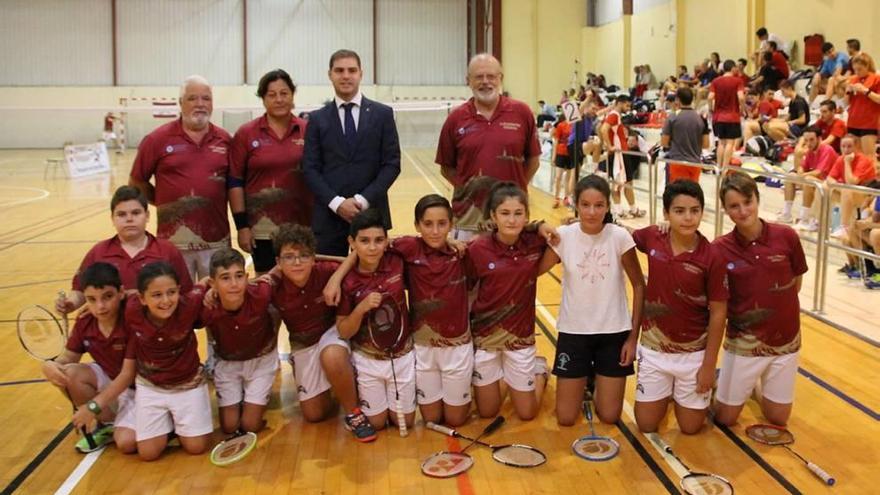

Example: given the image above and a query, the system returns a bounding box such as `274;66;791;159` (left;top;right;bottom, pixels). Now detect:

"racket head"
491;444;547;467
17;305;66;360
680;472;734;495
745;424;795;446
366;293;405;352
420;451;474;478
210;432;258;466
571;435;620;461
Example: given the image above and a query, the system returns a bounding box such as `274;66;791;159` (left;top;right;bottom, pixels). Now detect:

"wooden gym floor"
0;148;876;494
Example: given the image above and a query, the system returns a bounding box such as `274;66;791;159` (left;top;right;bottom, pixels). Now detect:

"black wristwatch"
86;400;102;415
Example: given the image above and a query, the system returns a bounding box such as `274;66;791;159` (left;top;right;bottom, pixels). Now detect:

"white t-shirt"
552;222;636;335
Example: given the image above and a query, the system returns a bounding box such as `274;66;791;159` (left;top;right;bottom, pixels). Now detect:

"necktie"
343;102;357;146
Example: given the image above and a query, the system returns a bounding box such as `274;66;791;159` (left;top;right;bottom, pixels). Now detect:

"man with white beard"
435;53;541;240
130;75;232;280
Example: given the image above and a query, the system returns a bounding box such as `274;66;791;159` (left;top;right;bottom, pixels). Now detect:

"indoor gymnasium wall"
764;0;880;65
589;19;627;88
500;0;539;107
630;1;677;81
535;0;587;105
680;0;748;71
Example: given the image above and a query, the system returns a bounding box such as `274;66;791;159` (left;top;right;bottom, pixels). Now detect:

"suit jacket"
302;96;401;253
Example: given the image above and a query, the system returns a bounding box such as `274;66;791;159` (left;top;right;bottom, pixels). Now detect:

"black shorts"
848;127;878;137
713;122;742;140
552;331;635;379
554;154;574;170
252;239;276;273
604;155;641;183
789;123;804;137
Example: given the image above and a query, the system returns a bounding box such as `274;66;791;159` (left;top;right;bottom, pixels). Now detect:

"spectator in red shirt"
551;113;574;208
763;80;809;142
780;127;838;231
709;60;745;168
129;75;232;281
811;100;848;153
229;69;311;274
828;135;878;238
768;41;790;79
844;53;880;168
743;88;782;144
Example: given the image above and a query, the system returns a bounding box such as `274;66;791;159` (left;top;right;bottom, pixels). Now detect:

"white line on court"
0;186;50;208
54;448;104;495
407;150;691;482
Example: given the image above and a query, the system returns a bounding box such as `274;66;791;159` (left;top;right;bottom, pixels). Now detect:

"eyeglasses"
279;253;314;264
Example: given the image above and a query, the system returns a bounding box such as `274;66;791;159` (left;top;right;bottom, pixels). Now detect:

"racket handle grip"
484;415;505;435
807;462;835;486
426;422;457;437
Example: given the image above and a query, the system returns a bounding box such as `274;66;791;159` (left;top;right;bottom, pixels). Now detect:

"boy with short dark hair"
58;185;192;314
48;262;137;453
336;209;416;432
200;248;277;434
632;181;728;434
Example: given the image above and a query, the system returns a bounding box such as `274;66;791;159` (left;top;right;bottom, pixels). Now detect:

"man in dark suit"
303;49;401;255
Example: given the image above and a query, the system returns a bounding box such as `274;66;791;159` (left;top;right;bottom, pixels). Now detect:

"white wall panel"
246;0;374;86
0;0;113;86
594;0;622;26
117;0;244;86
376;0;465;85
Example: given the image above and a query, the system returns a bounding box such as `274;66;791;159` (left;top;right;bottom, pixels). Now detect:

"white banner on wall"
64;142;111;178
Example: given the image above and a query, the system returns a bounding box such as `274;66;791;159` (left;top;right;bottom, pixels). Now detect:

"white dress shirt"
328;92;369;214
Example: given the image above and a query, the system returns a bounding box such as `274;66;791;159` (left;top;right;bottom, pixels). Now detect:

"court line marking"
0;424;73;495
0;186;50;209
408;150;682;493
54;448;105;495
0;378;47;387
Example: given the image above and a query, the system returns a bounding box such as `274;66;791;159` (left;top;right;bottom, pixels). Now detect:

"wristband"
232;212;249;230
86;400;102;415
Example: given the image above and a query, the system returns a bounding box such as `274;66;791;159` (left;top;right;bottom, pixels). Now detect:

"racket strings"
680;474;734;495
493;445;547;467
572;437;620;460
746;425;795;445
421;452;474;477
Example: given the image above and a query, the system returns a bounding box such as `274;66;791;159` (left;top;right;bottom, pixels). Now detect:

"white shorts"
214;351;279;407
415;343;474;407
102;131;117;141
716;351;799;406
134;381;213;441
87;363;136;429
352;350;416;417
181;247;222;280
290;326;350;402
635;345;711;410
472;346;537;392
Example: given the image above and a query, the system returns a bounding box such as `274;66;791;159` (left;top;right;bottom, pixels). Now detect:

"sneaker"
865;274;880;290
776;211;794;224
831;226;848;239
629;208;646;218
795;218;818;232
844;266;862;280
344;408;377;443
75;424;113;453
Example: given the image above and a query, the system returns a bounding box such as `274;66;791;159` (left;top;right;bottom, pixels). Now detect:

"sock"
782;201;793;216
799;206;810;221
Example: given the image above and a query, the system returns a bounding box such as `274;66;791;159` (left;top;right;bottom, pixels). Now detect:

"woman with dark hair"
229;69;311;273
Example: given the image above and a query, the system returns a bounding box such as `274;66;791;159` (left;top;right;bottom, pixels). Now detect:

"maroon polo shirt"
435;96;540;231
229;114;312;238
633;226;728;354
200;282;276;361
338;252;412;359
72;233;193;293
271;261;339;352
710;75;744;124
390;236;470;347
712;221;807;356
130;118;231;250
124;289;204;388
66;312;128;379
464;231;546;351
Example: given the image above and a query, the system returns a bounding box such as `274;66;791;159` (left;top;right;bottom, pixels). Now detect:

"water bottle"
830;206;841;232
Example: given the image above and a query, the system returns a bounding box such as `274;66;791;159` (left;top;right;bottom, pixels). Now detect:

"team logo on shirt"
165;145;174;153
358;399;371;410
416;388;426;398
499;121;522;131
252;140;260;148
488;262;496;270
208;145;227;154
727;262;735;270
556;352;571;371
768;255;788;263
